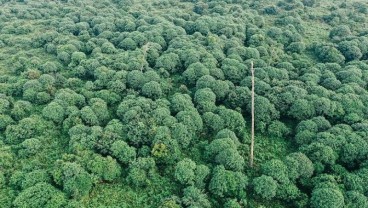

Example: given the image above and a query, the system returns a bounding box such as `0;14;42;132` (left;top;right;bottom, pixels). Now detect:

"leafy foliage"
1;0;368;207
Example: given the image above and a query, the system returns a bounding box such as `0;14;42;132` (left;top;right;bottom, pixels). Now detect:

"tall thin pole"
140;42;151;72
250;61;255;168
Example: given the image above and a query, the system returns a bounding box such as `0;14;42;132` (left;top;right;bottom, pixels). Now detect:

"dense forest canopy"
1;0;368;207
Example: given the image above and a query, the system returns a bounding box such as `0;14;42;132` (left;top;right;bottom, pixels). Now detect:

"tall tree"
250;61;255;167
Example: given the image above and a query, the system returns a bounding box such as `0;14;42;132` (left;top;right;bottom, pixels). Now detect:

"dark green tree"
182;186;211;208
142;81;163;100
127;157;156;187
87;154;121;182
170;93;195;114
110;140;136;164
174;158;196;185
345;191;368;208
285;152;314;181
52;161;93;198
42;102;65;123
221;58;247;84
310;188;344;208
206;138;244;171
252;175;278;200
194;88;216;113
155;53;180;73
183;62;210;86
209;165;248;199
262;159;289;184
338;41;362;61
21;169;50;189
329;25;351;41
13;183;66;208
